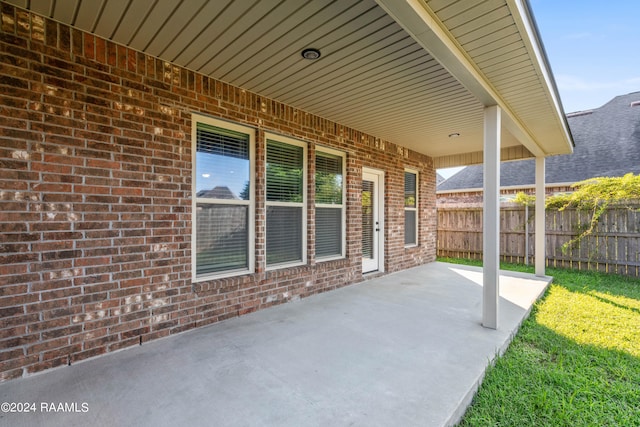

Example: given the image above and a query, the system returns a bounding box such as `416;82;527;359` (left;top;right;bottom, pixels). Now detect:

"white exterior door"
362;169;384;273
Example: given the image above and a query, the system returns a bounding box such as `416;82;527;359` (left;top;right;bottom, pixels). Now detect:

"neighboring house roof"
196;186;239;200
437;91;640;191
436;173;446;186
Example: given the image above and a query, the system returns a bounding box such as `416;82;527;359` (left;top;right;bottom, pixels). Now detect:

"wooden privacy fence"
437;205;640;277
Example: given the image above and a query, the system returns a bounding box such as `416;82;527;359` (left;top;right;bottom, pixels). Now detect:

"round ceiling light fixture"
301;48;321;60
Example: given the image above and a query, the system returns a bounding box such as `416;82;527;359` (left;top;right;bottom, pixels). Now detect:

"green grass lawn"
437;258;640;427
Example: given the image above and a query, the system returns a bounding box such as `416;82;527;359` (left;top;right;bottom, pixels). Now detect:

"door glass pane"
362;180;374;259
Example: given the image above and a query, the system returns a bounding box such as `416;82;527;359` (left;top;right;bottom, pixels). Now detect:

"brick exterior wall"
0;3;437;382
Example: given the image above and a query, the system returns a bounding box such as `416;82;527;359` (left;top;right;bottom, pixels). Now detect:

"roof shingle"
437;91;640;191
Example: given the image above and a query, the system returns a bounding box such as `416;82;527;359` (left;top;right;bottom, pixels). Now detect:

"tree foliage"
545;173;640;209
513;192;535;206
515;173;640;253
316;171;342;204
266;164;303;202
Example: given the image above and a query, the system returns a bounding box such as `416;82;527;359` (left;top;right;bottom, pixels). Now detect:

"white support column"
483;105;501;330
535;156;546;276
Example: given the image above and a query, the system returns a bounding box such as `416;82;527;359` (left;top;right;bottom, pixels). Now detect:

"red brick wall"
0;3;436;381
436;186;573;207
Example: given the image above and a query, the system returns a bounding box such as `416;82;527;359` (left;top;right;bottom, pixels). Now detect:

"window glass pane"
405;210;417;245
196;124;250;200
196;204;248;274
267;206;302;265
316;152;343;204
404;171;416;207
316;207;342;258
266;140;303;202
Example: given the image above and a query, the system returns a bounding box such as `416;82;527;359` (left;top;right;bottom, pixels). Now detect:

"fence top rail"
438;203;640;210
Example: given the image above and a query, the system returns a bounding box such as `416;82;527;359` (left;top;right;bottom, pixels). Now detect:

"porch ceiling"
8;0;573;165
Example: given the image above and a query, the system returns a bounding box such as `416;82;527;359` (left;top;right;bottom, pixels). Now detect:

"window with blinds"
404;170;418;246
193;115;254;279
266;135;306;267
315;149;345;259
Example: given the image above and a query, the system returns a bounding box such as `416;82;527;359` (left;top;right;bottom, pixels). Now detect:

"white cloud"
563;32;593;40
555;75;640;112
556;75;640;92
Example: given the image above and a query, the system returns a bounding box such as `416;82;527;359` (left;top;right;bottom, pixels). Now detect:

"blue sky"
530;0;640;113
439;1;640;179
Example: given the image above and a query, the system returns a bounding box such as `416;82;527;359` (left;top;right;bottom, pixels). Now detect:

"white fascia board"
507;0;573;154
375;0;546;157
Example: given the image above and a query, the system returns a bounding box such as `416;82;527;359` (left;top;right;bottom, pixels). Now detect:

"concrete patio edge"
441;264;552;426
0;262;553;427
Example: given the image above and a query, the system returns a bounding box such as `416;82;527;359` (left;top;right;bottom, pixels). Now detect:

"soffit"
424;0;572;156
6;0;570;162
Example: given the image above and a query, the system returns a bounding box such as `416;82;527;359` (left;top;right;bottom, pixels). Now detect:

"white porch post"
535;156;546;276
483;105;501;329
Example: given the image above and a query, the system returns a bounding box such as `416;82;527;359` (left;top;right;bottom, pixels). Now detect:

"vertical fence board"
437;204;640;277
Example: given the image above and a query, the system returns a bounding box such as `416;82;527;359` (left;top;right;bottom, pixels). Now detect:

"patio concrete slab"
0;262;551;427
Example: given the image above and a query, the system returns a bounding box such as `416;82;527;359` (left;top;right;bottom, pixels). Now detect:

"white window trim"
265;132;307;270
404;168;419;248
315;146;346;261
191;114;255;282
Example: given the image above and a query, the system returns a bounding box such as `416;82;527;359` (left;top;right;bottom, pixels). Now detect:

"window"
192;115;254;280
404;170;418;246
315;148;345;259
265;134;307;267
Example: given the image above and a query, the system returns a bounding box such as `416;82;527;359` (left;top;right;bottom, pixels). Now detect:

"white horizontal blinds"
266;140;303;202
195;204;248;274
195;122;252;276
362;180;374;259
315;151;344;258
404;171;417;246
405;210;416;245
316;208;342;257
266;138;305;266
266;206;303;264
196;123;250;200
197;123;249;159
315;152;343;204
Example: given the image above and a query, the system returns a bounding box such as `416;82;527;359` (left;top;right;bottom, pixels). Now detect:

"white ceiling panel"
29;0;52;17
210;1;331;78
226;1;374;86
128;1;182;52
73;0;103;32
52;0;79;24
10;0;572;163
93;0;129;38
160;0;234;62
